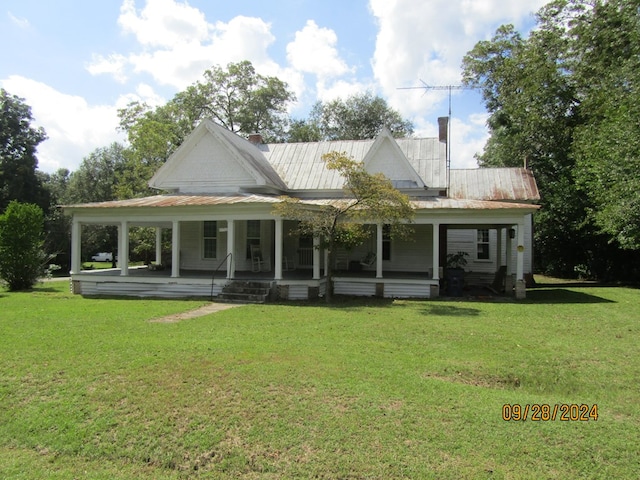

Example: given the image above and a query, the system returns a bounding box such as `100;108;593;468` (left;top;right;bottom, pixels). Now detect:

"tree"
571;0;640;250
286;119;322;143
305;92;413;141
461;0;640;279
67;143;127;203
0;201;46;290
0;89;48;211
40;168;72;272
67;143;127;261
193;61;295;141
116;101;189;198
273;152;414;302
117;61;296;198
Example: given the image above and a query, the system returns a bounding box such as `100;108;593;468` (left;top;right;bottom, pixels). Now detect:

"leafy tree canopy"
295;92;414;142
462;0;640;278
116;61;296;198
0;89;48;211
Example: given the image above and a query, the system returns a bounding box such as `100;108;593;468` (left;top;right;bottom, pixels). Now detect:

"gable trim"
363;128;426;189
149;119;287;193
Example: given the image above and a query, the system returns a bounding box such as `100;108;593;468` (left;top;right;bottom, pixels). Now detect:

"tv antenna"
397;80;477;173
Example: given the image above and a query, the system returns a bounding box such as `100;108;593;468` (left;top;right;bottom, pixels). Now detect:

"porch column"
505;226;514;292
171;220;180;278
226;219;235;279
376;223;383;279
275;219;283;280
496;228;503;268
155;227;162;265
119;221;129;276
431;222;440;298
324;249;329;276
313;235;321;280
432;223;440;280
70;218;81;274
515;221;526;299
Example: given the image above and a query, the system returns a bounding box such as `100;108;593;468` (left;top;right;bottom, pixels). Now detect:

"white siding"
180;221;227;271
347;224;434;274
446;218;534;281
287;285;309;300
168;135;256;192
79;280;218;298
178;220;274;272
383;283;431;298
334;281;376;296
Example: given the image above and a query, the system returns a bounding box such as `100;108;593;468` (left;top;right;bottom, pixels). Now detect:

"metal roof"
64;193;538;212
63;193;283;210
260;137;446;190
304;197;539;211
449;168;539;202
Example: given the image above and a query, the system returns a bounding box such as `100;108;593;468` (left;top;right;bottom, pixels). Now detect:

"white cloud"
89;1;280;92
449;114;489;169
368;0;547;168
8;12;30;29
316;79;373;104
86;53;129;84
118;0;212;48
369;0;547;117
0;76;125;173
286;20;350;79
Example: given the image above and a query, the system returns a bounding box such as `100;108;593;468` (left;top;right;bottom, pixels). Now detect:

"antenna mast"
397;80;474;174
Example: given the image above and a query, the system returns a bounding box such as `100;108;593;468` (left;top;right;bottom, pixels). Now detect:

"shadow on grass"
525;288;615;304
421;305;481;316
272;295;397;311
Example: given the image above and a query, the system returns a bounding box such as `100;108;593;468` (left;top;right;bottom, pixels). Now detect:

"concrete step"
217;281;271;304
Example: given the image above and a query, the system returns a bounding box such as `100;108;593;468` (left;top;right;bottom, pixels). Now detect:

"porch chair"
283;255;296;271
250;244;265;272
360;252;376;268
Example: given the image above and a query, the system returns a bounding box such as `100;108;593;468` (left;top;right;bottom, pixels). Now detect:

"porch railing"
210;252;232;301
298;247;313;267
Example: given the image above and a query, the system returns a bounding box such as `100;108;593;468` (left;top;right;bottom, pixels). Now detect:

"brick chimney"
248;133;262;145
437;117;448;144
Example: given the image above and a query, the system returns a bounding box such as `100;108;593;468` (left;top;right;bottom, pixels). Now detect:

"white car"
91;252;113;262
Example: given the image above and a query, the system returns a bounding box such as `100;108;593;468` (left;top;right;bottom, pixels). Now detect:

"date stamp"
502;403;598;421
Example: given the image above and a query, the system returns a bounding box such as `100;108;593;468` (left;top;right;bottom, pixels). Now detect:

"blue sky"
1;0;546;173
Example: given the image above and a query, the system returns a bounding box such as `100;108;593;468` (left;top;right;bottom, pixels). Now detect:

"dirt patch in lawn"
150;302;244;323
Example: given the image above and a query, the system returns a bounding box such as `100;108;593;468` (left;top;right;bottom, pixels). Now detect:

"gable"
149;120;287;194
363;129;425;189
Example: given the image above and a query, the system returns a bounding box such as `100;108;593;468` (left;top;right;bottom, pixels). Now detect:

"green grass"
0;281;638;479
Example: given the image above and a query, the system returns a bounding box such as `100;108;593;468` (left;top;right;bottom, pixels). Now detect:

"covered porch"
66;196;536;300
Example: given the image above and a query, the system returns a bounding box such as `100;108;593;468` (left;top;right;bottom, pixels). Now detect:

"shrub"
0;201;46;290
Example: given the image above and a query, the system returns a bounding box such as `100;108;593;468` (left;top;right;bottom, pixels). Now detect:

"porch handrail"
210;252;232;301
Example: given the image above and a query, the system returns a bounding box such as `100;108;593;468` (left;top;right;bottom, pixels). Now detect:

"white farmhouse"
64;118;539;300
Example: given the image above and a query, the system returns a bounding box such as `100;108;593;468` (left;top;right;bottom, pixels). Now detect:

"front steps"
217;280;272;304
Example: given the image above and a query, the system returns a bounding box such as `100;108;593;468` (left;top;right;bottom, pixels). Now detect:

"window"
246;220;261;259
203;221;217;259
477;229;490;260
382;224;391;261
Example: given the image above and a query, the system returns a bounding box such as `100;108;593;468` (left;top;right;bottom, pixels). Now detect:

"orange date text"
502;403;598;421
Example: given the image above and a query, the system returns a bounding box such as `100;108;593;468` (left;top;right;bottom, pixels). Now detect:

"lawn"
0;280;637;479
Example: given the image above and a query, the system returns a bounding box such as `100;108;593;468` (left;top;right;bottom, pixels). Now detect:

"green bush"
0;201;46;290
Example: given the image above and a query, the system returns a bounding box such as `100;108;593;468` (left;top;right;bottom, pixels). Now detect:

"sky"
0;0;547;174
